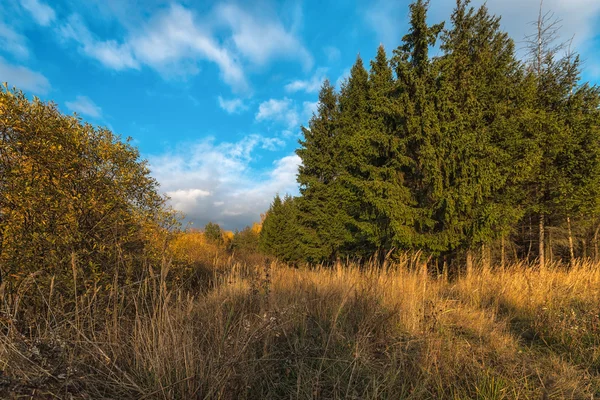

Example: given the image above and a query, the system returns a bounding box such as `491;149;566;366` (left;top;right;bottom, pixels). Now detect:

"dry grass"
1;258;600;399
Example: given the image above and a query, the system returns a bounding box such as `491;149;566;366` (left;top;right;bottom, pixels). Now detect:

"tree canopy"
260;0;600;268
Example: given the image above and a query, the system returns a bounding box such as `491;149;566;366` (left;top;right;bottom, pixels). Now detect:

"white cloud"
149;136;299;229
166;188;211;212
59;6;248;91
0;22;29;58
285;68;327;93
216;3;313;70
55;3;312;91
21;0;56;27
218;96;246;114
130;5;246;89
59;14;139;71
65;95;102;118
256;98;299;129
0;57;50;94
260;137;286;151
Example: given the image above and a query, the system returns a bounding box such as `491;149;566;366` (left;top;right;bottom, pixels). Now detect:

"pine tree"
296;80;353;262
204;222;223;245
346;46;417;257
390;0;445;254
435;0;524;260
259;194;283;256
259;194;302;262
337;55;375;258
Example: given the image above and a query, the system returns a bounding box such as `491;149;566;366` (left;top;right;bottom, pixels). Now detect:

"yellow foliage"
250;222;261;234
222;230;234;246
0;85;174;295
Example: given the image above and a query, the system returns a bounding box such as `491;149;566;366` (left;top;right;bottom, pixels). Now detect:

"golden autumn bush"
0;86;176;320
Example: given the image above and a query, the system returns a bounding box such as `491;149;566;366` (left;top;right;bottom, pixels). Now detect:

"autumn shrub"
167;230;232;290
0;86;175;326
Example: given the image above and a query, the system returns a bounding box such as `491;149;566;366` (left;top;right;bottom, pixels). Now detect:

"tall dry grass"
1;258;599;399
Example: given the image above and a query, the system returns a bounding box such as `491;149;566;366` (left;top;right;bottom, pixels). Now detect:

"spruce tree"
337;55;375;258
351;45;417;257
296;80;353;262
436;0;524;260
544;53;600;266
390;0;445;254
260;194;302;262
204;222;224;245
259;194;283;256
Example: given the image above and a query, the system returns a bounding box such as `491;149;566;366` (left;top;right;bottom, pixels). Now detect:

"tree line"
259;0;600;269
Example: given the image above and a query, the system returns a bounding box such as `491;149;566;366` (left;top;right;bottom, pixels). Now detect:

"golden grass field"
1;255;600;399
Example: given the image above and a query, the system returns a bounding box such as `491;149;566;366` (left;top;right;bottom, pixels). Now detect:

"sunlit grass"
2;259;600;398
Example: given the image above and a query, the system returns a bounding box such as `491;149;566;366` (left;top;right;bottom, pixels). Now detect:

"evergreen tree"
345;46;417;258
435;0;524;259
520;4;600;267
390;0;445;253
296;80;353;262
259;194;302;262
204;222;223;245
337;55;376;258
542;53;600;266
231;224;261;254
260;0;600;267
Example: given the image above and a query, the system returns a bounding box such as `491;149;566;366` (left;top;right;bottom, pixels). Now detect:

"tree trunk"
481;243;491;269
548;228;553;264
442;255;448;281
539;214;545;269
466;250;473;278
594;222;600;262
567;215;575;269
501;235;506;269
527;215;533;261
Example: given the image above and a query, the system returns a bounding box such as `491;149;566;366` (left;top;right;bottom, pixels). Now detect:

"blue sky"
2;0;600;230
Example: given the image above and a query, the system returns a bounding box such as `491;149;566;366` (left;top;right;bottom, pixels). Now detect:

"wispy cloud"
256;98;300;130
65;95;102;118
55;2;313;92
0;57;50;94
149;135;299;229
0;22;29;59
58;5;247;91
217;96;247;114
215;3;313;70
130;5;246;88
59;14;139;71
21;0;56;27
285;68;327;93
